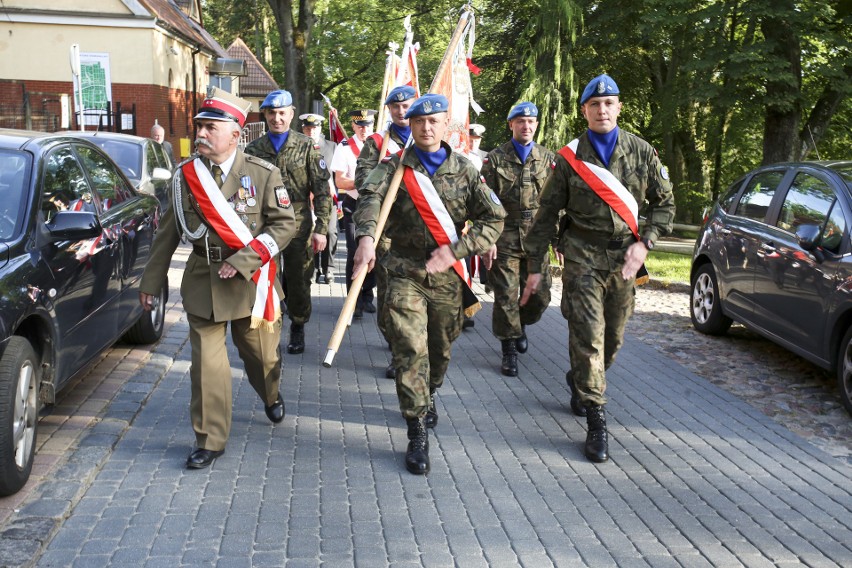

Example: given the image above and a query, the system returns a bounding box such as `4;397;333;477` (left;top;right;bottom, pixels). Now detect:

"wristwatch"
640;236;655;251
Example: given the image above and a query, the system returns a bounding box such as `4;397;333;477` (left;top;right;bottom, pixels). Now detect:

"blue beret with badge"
404;93;450;118
580;74;619;105
260;89;293;109
385;85;417;105
507;102;538;121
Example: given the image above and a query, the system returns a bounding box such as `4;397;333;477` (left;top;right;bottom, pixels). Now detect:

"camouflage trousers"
490;249;551;340
387;272;463;419
280;236;314;325
375;236;391;343
561;260;635;406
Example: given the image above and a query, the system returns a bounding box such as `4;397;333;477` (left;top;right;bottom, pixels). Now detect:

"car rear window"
734;171;785;222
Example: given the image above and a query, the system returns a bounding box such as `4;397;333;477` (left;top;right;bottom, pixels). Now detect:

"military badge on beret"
423;100;433;114
597;80;607;95
275;186;291;208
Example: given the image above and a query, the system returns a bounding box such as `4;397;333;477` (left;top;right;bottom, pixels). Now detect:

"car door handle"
760;243;777;254
719;228;731;236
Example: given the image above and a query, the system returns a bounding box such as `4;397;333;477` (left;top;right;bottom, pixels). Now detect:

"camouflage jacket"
480;140;555;252
526;130;675;273
244;131;332;236
354;142;506;285
355;129;407;191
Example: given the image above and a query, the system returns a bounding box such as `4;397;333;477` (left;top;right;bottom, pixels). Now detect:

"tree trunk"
760;5;802;165
797;63;851;160
267;0;316;114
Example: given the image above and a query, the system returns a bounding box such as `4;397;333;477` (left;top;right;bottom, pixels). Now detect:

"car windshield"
87;139;142;182
0;149;31;241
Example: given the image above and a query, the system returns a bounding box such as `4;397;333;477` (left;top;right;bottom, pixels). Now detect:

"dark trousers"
342;207;375;302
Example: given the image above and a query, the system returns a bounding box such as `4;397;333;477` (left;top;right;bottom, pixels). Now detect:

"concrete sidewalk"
3;253;851;567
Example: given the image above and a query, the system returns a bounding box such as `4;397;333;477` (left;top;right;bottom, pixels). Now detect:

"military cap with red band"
195;87;252;128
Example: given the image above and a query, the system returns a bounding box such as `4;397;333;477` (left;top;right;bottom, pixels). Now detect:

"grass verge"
645;251;691;284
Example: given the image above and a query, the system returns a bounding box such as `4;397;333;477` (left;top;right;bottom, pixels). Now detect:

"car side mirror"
795;223;821;251
46;211;101;241
151;167;173;181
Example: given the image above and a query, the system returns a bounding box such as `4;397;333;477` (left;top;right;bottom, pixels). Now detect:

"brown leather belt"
192;244;237;263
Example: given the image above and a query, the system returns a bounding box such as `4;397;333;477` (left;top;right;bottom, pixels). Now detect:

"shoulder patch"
490;191;502;206
551;161;557;170
275;186;292;208
244;154;275;170
483;157;489;163
660;166;669;180
319;158;327;170
313;143;321;150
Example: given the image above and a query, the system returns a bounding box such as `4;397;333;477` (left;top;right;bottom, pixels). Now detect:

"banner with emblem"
428;6;482;154
321;93;348;144
377;15;421;127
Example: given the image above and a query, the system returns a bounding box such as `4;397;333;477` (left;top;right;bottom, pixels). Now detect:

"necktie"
211;164;224;188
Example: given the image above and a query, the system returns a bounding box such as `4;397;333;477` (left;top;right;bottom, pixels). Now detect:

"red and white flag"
321;93;348;144
394;15;421;96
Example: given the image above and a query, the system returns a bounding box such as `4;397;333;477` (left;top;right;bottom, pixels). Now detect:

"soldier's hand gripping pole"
323;157;407;368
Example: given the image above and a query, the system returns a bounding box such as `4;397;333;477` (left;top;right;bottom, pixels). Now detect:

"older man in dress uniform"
352;93;505;475
522;74;675;463
139;88;296;469
244;90;332;355
481;102;555;378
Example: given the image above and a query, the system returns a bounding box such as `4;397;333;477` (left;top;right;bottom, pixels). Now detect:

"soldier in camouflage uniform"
355;85;416;380
244;90;332;355
522;74;675;463
480;102;555;377
353;94;505;475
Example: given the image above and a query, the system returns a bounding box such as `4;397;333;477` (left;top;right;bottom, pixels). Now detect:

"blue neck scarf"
512;138;534;163
390;123;411;145
413;146;449;177
587;127;619;167
268;131;290;153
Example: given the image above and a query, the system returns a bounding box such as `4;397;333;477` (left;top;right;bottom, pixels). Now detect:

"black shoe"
501;339;518;377
566;371;587;417
362;300;376;313
265;394;285;423
315;272;322;283
405;418;430;475
186;448;224;469
385;364;396;379
287;323;305;354
515;327;528;353
353;301;363;319
584;404;609;463
324;273;333;284
424;390;438;429
462;317;475;330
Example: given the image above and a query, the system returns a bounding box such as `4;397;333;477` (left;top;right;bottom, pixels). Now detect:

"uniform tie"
211;164;224;188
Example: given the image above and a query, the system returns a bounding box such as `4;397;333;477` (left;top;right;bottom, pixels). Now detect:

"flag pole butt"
323;349;336;368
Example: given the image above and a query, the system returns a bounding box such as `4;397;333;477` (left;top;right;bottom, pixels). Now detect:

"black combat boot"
584;404;609;463
385;364;396;379
515;326;528;354
405;417;430;474
424;389;438;429
501;339;518;377
287;323;305;354
565;371;587;417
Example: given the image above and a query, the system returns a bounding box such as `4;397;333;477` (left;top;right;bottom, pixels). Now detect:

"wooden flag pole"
323;5;474;368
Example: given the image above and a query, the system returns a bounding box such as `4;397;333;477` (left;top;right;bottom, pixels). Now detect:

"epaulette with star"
245;154;275;170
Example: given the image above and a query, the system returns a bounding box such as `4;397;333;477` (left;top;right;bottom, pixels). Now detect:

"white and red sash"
559;138;649;283
182;158;281;330
347;136;364;158
559;139;639;239
402;166;480;314
369;132;402;159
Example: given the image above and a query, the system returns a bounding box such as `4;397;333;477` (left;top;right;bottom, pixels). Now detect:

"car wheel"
123;278;167;344
836;328;852;416
690;263;732;335
0;337;41;497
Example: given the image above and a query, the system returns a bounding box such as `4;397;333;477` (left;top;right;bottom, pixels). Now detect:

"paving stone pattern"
2;245;850;567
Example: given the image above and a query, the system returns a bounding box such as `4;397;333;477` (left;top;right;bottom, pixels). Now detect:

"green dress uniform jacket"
480;140;556;341
139;151;296;319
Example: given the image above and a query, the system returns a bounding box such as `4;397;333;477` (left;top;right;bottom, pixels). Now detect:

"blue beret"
580;74;619;105
260;90;293;109
507;102;538;121
385;85;417;105
404;93;450;118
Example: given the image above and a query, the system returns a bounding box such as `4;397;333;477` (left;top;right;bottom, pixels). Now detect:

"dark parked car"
0;129;167;496
690;161;852;415
67;131;174;211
